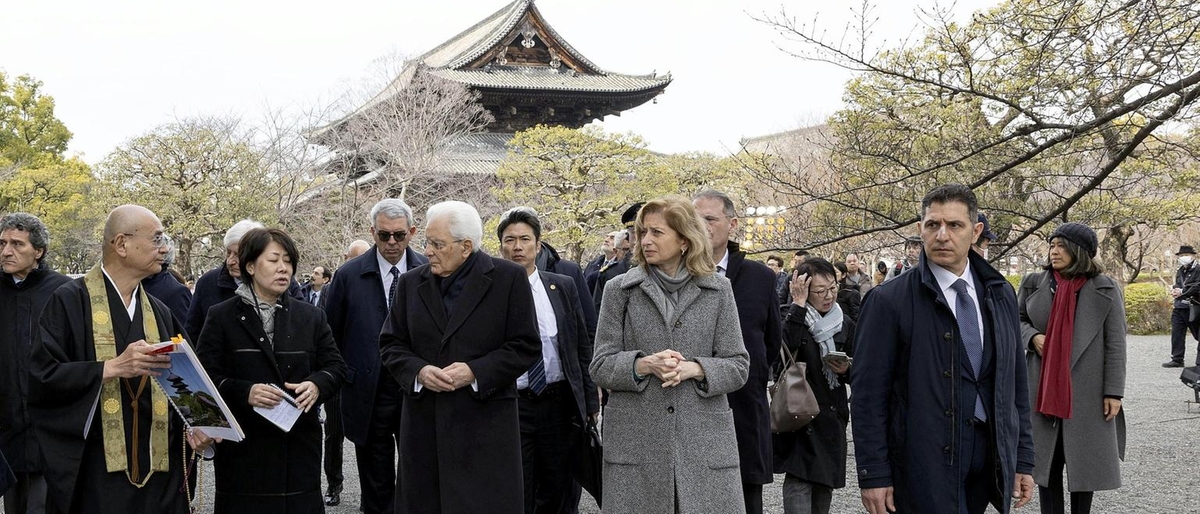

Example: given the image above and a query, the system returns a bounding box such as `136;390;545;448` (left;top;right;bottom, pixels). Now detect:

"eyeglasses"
376;230;409;242
121;233;169;249
426;238;465;251
809;287;837;298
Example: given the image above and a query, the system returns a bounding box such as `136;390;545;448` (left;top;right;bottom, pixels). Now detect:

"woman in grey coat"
1018;222;1126;514
590;196;750;514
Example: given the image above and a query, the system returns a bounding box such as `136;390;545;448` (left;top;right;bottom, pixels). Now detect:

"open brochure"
149;337;245;442
252;384;302;433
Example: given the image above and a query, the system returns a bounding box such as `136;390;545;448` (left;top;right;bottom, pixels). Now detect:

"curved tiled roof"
429;68;671;93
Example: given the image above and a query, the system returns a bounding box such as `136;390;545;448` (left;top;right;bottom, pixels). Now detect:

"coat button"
860;469;869;476
943;445;951;454
674;320;682;328
943;370;952;378
943;332;953;341
259;338;264;342
240;316;246;321
667;406;675;413
945;409;953;417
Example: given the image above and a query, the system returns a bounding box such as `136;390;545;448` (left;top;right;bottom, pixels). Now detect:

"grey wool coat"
590;265;750;514
1018;271;1127;492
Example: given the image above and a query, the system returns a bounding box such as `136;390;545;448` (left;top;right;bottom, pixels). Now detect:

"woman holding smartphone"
772;257;856;514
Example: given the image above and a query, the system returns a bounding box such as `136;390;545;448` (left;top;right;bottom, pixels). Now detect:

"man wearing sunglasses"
323;198;428;513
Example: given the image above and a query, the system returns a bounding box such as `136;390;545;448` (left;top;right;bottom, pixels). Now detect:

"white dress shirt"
377;248;409;299
928;260;985;345
715;249;730;277
517;269;563;389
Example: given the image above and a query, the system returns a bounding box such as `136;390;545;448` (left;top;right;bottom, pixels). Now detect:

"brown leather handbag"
769;345;820;433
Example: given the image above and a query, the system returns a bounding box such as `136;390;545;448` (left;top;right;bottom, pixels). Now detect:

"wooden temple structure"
308;0;671;185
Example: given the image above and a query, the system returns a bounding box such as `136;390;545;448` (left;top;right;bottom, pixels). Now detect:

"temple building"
308;0;671;188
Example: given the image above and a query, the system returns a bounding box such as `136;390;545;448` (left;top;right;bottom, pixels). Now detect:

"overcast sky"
5;0;997;164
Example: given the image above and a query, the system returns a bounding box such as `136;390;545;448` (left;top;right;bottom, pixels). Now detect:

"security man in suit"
323;199;428;513
497;207;600;513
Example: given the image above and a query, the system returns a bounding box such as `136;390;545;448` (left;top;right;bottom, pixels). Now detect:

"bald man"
344;240;370;261
29;205;214;514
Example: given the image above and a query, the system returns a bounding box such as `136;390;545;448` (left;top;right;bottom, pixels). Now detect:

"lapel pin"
550;284;556;290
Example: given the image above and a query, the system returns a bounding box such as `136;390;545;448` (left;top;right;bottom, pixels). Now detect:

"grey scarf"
646;265;693;322
804;302;844;389
236;282;281;347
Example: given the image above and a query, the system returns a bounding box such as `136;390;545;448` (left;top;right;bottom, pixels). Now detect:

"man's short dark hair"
921;184;979;223
496;206;542;242
238;228;301;279
766;255;784;267
796;257;837;281
315;266;332;280
692;190;737;219
0;212;50;263
834;261;848;275
795;250;810;258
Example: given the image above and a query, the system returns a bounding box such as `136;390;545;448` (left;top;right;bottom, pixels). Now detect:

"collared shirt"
715;249;730;277
518;269;563;389
377;248;409;299
100;263;139;321
928;260;984;345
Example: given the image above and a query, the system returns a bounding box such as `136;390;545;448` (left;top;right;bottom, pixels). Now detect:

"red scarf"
1036;271;1086;419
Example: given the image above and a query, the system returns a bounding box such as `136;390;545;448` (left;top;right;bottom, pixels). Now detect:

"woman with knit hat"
1016;222;1126;514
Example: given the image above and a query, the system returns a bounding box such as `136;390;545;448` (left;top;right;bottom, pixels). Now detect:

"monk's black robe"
29;276;196;514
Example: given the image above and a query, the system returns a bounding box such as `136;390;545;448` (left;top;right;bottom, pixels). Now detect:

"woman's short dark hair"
796;257;837;282
1044;236;1103;279
766;255;784;267
238;228;300;279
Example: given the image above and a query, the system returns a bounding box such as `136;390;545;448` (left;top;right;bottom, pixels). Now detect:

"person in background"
766;255;790;306
142;235;192;325
1165;244;1200;368
590;196;750;513
774;257;855;514
584;231;620;295
0;213;71;514
973;214;998;259
842;252;873;299
884;236;922;283
197;227;345;513
832;262;861;322
1018;222;1125;514
694;190;782;514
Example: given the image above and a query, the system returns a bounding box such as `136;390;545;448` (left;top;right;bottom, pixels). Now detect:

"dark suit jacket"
379;252;540;514
142;269;192;328
723;243;783;484
538;271;600;420
323;247;427;445
196;294;345;510
538;242;598;341
186;264;304;342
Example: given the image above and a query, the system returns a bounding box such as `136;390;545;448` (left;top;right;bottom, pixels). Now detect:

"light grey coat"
590;266;750;514
1018;271;1127;492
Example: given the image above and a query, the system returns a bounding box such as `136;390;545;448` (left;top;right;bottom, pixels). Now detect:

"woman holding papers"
197;228;345;514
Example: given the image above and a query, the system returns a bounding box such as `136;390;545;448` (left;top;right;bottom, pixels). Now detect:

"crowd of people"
0;182;1138;514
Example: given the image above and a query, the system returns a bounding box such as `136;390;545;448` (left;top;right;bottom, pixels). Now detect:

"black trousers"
742;482;763;514
323;394;344;492
960;420;995;514
355;373;402;514
1170;306;1200;364
1039;427;1094;514
519;382;577;514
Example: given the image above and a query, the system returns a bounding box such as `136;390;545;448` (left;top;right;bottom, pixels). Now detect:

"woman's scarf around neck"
1036;270;1087;419
645;264;694;322
804;302;845;389
236;282;282;346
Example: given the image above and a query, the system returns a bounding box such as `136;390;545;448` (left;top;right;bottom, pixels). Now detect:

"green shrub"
1124;282;1171;335
1005;275;1022;291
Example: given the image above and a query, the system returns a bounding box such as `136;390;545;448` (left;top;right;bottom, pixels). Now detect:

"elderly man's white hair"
370;198;415;227
426;201;482;252
223;219;265;249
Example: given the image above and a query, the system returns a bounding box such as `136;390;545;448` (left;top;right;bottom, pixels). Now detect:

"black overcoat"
186;264;304;341
772;303;855;488
196;294;346;514
379;253;541;514
0;267;70;473
323;247;427;445
723;244;783;484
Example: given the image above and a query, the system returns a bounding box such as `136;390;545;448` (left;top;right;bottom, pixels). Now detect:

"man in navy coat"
693;191;782;514
851;184;1035;514
323;199;427;514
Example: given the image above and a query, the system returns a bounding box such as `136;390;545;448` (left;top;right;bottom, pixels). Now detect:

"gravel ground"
87;334;1198;514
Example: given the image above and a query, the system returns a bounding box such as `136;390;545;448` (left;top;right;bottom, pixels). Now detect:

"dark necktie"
527;358;547;395
951;279;987;422
388;266;400;308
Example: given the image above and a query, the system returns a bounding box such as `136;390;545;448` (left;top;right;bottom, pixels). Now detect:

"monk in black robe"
28;205;214;514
